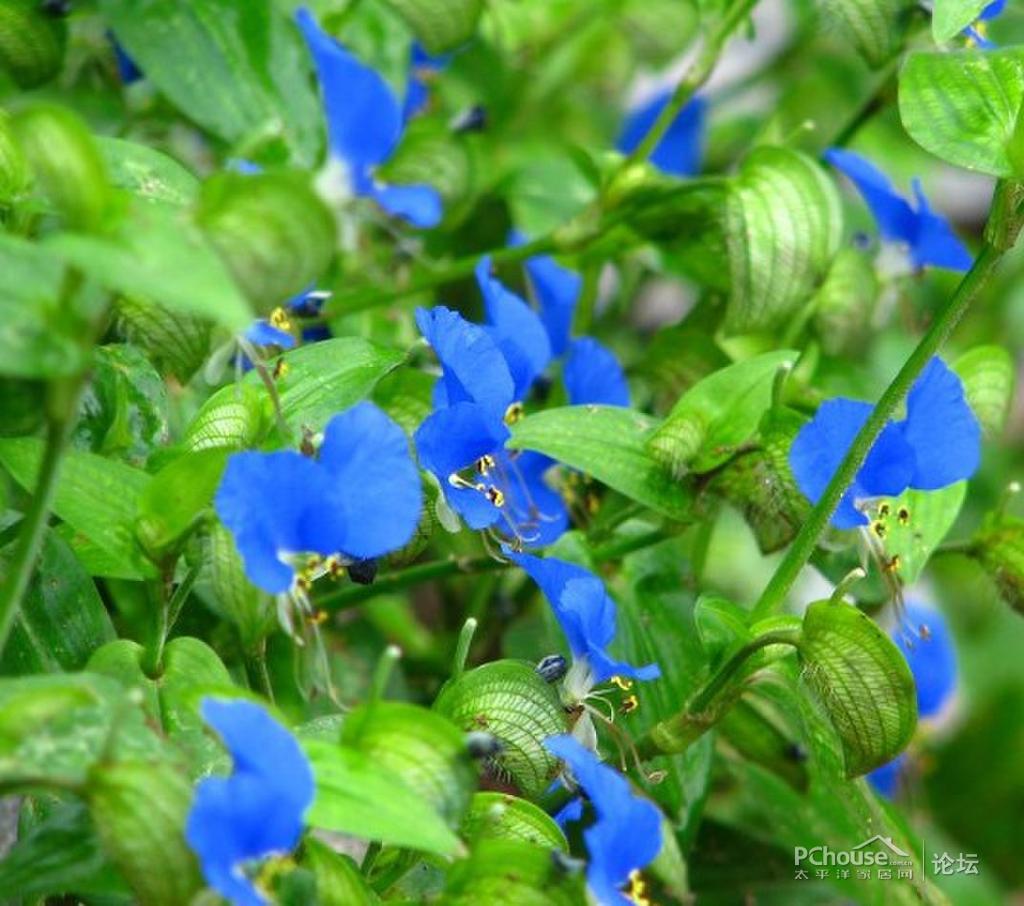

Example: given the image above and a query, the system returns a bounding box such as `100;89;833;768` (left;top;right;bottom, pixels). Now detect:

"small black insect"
465;731;504;760
40;0;72;16
536;653;568;684
784;742;808;763
348;558;378;586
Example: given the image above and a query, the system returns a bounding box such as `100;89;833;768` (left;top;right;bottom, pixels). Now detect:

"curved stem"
619;0;757;169
751;242;1004;621
0;409;78;653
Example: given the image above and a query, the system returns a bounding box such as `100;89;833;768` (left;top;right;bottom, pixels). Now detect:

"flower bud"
10;103;110;231
197;171;336;313
434;659;568;797
86;760;203;906
114;296;212;384
0;0;67;88
970;515;1024;615
813;248;879;357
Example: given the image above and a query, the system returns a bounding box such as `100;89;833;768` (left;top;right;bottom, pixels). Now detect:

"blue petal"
371;182;443;228
908;181;973;272
415;306;515;419
789;399;915;530
544;735;662;901
616;92;705;177
503;451;569;547
564;338;630;407
506;550;593;656
867;754;906;799
476;257;552;400
511;232;581;357
553;794;584;829
414;403;508;530
893;602;957;719
244;320;296;349
560;578;659;684
824;148;918;246
111;37;142;84
316;403;423;559
186;700;314;906
900;357;980;490
214;452;337;593
980;0;1006;19
295;8;402;171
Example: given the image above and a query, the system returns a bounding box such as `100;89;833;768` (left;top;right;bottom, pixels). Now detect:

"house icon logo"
794;835;913;868
852;835;910;859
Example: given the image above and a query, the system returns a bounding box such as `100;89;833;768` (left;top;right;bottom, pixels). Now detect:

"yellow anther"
485;486;505;507
877;502;891;518
872;521;887;539
897;506;911;525
620;694;639;715
625;870;651;906
504;402;525;425
324;555;345;579
611;676;634;691
269;307;293;331
883;554;901;574
273;359;290;379
308;609;328;626
476;454;496;476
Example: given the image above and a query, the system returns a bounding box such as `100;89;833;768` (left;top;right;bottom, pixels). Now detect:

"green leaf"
798;600;917;777
724;146;843;334
444;839;586;906
899;48;1024;178
136;449;229;559
271;337;407;433
0;233;84;379
0;530;115;675
864;484;967;586
932;0;990;42
968;513;1024;615
304;739;463;857
0;437;154;578
954;344;1015;436
114;295;212;384
822;0;916;67
98;137;199;206
99;0;322;165
508;406;693;521
46;201;252;331
0;802;130;901
382;0;483;54
647;350;797;476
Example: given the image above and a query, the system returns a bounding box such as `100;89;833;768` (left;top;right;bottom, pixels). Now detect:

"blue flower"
186;698;315;906
868;602;957;798
295;8;442;228
964;0;1006;47
243;320;296;350
288;288;332;344
824;148;972;272
507;550;659;697
616;92;706;177
895;602;957;720
216;402;422;593
475;256;552;400
790;357;980;529
403;43;450;121
867;752;907;798
414;307;569;545
545;735;662;906
509;232;631;406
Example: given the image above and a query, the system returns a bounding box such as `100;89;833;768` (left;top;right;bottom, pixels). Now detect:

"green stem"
0;405;78;653
317;528;671;613
619;0;757;169
244;641;275;702
636;629;799;759
751;242;1005;621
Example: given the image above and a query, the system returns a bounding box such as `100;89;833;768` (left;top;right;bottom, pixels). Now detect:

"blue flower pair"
186;699;314;906
964;0;1006;48
790;357;980;529
415;252;629;544
868;602;958;797
296;8;442;228
825;148;972;272
545;735;662;906
215;402;422;594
